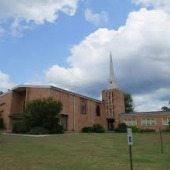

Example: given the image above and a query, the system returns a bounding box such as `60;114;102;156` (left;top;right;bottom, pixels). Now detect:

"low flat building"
119;111;170;130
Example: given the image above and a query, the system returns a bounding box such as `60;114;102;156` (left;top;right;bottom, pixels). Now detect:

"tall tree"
161;101;170;111
124;92;135;113
24;97;63;133
0;91;3;95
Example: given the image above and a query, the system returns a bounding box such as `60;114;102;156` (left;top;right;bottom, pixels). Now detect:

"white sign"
127;128;133;145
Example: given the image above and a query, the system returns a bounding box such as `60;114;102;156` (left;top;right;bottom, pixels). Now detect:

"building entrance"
60;115;68;131
107;119;115;131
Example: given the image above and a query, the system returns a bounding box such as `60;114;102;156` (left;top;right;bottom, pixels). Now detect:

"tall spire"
108;53;117;89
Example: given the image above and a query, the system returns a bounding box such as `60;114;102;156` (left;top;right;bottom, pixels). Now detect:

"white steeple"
108;53;118;89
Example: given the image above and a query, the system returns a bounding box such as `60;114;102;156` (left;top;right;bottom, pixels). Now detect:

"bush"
128;126;141;133
28;127;48;135
82;124;105;133
93;123;105;133
115;123;127;133
23;97;63;134
12;121;30;134
140;129;156;133
165;125;170;132
51;124;63;134
82;126;94;133
0;118;3;129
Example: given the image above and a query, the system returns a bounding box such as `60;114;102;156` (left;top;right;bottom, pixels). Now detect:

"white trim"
162;118;170;125
141;118;156;126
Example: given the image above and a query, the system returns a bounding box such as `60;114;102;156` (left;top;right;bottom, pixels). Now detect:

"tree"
23;97;63;133
0;91;3;95
124;92;135;113
161;101;170;111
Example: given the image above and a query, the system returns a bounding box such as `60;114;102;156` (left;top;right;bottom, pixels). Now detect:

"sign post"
127;128;133;170
159;128;164;154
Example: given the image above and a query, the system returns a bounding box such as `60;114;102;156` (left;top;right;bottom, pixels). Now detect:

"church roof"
120;111;170;116
0;85;101;103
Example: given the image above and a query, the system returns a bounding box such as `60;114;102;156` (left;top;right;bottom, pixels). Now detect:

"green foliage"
82;126;94;133
82;124;105;133
23;97;63;134
140;129;156;133
161;101;170;111
28;127;49;135
124;92;134;113
12;121;30;134
162;125;170;132
128;126;141;133
0;91;3;95
93;123;105;133
116;123;127;133
51;124;63;134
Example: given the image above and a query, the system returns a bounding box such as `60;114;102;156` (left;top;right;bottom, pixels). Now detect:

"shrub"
93;123;105;133
51;124;63;134
165;124;170;132
128;126;141;133
0;118;3;129
28;127;48;135
12;121;30;134
82;126;94;133
82;124;105;133
115;123;127;133
23;97;63;134
140;129;156;133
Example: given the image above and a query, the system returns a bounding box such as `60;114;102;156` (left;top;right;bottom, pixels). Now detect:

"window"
162;118;170;125
123;119;137;126
151;118;156;125
96;105;100;116
81;102;86;115
141;119;147;125
141;118;156;126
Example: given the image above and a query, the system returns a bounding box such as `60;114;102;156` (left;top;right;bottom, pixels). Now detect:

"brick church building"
0;55;170;132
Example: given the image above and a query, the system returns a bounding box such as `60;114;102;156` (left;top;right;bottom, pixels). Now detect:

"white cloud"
45;8;170;111
0;0;79;36
134;87;170;112
0;0;78;23
133;0;170;12
0;71;15;92
85;8;109;26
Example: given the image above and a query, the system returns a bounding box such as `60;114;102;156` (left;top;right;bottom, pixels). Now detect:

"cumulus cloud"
0;26;4;37
85;8;109;26
134;87;170;111
133;0;170;12
0;0;79;36
45;8;170;111
0;71;15;92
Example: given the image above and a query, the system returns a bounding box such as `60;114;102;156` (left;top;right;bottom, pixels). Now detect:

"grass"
0;133;170;170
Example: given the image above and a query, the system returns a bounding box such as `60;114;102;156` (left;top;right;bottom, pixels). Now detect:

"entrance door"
60;115;68;131
107;119;115;131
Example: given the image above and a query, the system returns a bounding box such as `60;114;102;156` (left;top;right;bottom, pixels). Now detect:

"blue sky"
0;0;170;111
0;0;139;83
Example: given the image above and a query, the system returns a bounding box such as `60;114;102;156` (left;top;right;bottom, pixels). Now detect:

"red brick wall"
119;113;170;130
0;92;13;130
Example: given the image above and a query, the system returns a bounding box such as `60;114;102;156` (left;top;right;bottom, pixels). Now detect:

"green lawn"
0;133;170;170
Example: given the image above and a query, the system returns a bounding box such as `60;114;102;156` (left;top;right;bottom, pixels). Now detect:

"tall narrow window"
96;105;100;116
81;102;86;115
